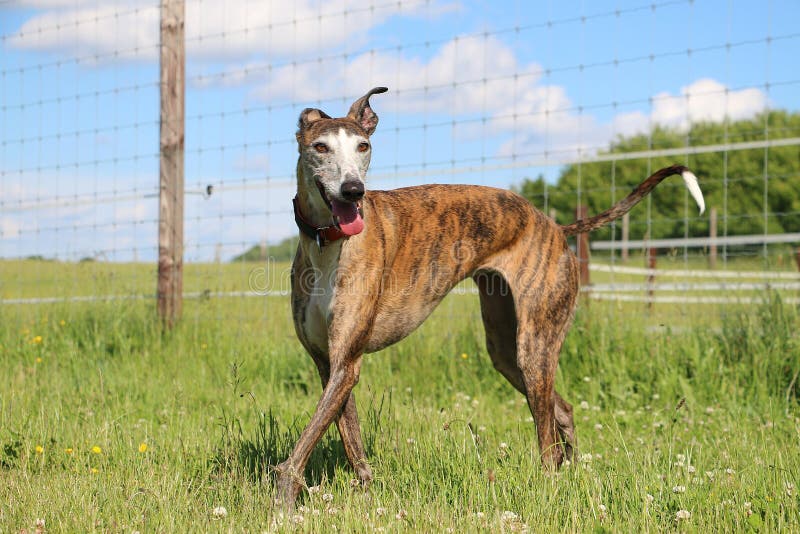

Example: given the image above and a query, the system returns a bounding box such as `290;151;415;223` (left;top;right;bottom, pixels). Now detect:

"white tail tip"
681;170;705;215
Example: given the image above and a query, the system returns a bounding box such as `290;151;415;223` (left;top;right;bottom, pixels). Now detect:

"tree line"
514;110;800;242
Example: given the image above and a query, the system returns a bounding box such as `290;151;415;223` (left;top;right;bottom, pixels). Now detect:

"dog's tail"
560;164;705;237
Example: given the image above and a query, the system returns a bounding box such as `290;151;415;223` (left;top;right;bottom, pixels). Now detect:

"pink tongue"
331;199;364;236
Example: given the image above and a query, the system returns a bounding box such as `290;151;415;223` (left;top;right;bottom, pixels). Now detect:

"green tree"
517;110;800;241
231;236;299;263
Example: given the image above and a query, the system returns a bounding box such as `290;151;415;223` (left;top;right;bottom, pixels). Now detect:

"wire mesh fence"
2;0;799;323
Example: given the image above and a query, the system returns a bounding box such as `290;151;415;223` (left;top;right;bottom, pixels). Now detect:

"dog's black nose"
340;180;365;201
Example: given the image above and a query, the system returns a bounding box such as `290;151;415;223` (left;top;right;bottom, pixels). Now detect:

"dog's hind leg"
476;270;576;463
310;354;373;487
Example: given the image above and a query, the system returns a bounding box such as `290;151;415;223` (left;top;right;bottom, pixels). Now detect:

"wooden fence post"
157;0;186;327
576;205;590;289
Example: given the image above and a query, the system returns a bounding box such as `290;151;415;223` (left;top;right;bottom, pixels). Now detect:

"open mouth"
315;179;365;236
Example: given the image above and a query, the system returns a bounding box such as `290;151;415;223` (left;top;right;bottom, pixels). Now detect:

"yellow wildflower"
90;467;99;474
59;320;66;326
35;445;44;454
65;448;74;455
32;335;43;344
138;443;148;453
460;353;468;360
36;357;42;364
91;445;102;454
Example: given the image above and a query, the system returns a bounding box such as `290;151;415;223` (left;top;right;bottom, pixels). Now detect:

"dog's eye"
357;142;370;153
313;142;329;154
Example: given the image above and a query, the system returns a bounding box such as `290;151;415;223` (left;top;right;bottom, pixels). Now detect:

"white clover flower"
594;423;603;431
501;510;518;521
375;507;387;517
499;442;509;449
725;468;736;475
580;453;593;463
396;509;408;520
687;465;696;473
579;401;590;410
292;514;304;524
675;509;691;521
676;454;686;462
211;506;228;519
308;485;321;495
327;507;339;515
297;505;309;514
672;485;686;494
475;511;485;519
322;493;334;502
406;437;416;444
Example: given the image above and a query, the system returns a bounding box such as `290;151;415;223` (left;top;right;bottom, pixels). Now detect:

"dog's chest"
299;244;340;355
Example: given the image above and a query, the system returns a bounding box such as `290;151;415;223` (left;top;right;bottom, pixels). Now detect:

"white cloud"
652;78;768;129
0;218;22;238
253;34;540;114
7;0;454;62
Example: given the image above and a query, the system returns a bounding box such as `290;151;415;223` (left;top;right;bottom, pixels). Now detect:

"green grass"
0;260;798;532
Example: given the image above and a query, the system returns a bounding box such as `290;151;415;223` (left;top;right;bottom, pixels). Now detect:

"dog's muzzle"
340;180;365;202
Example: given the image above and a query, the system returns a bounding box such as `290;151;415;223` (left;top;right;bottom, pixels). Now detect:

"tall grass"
0;282;797;531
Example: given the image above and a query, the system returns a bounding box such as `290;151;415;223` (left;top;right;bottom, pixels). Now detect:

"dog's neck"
295;158;334;229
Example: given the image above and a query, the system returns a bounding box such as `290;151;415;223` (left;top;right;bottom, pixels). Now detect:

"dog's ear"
346;87;388;136
296;108;332;140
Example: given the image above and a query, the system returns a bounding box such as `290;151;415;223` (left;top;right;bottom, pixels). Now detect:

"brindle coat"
275;87;704;505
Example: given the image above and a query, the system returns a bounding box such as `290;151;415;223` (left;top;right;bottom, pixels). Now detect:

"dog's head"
296;87;387;236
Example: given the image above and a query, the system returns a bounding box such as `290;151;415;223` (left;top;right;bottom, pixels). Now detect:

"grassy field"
0;259;798;532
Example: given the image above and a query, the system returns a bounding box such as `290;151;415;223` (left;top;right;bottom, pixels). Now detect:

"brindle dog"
276;87;705;505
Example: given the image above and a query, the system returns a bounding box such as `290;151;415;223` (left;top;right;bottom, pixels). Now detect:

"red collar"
293;196;350;247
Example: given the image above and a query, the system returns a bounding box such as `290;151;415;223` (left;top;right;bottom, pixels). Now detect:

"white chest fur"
301;241;341;356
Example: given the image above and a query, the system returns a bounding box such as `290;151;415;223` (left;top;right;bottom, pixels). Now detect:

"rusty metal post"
576;205;590;289
621;212;629;263
709;207;718;269
647;247;657;310
157;0;185;327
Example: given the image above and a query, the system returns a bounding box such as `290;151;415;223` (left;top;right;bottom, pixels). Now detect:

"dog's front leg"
275;355;363;506
310;355;373;488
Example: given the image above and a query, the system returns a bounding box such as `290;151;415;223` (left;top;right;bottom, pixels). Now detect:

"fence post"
709;207;718;269
157;0;186;327
621;213;629;263
576;205;590;290
647;247;657;310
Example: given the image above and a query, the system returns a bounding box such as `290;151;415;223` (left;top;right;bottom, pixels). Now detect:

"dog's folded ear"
347;87;388;136
298;108;332;132
296;108;333;147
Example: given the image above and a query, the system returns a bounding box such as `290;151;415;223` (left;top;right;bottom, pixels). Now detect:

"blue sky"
1;0;798;262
